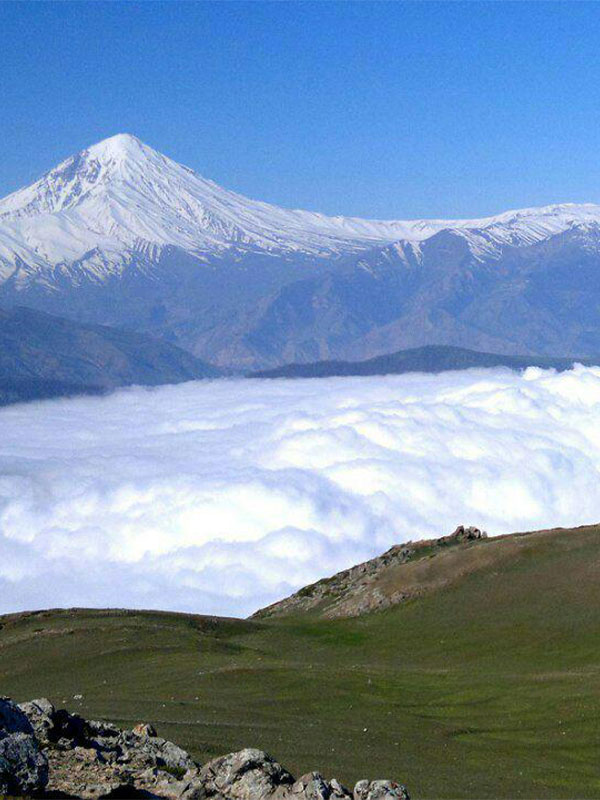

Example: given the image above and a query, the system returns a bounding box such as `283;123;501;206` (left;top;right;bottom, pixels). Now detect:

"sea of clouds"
1;366;600;617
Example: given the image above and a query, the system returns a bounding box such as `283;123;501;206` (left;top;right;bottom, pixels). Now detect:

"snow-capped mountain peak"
0;133;148;218
89;132;147;159
2;134;600;289
3;134;600;370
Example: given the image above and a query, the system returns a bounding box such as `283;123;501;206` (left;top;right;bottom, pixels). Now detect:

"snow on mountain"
2;133;600;289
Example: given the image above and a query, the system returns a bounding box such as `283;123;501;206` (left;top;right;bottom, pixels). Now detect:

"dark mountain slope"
0;376;103;406
243;225;600;368
252;344;596;379
0;306;220;404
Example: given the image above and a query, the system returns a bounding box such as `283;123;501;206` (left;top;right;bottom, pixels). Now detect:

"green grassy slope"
1;525;599;799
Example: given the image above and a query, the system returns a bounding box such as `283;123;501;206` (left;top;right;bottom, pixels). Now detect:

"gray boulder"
291;772;352;800
0;731;49;795
117;728;196;772
87;718;123;739
291;772;331;800
354;780;410;800
329;780;352;799
18;696;90;748
438;525;487;545
18;697;56;745
188;748;294;799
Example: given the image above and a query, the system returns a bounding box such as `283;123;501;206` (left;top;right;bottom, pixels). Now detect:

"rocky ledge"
254;525;488;619
0;696;410;800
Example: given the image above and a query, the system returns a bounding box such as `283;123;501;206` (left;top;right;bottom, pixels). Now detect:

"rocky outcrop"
435;525;487;546
186;748;294;799
290;772;353;800
253;525;488;619
0;698;48;795
0;697;410;800
353;781;410;800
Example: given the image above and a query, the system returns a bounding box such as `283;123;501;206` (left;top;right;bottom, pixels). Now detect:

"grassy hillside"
1;525;599;799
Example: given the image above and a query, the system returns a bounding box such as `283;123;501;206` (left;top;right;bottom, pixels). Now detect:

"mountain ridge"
2;133;600;277
4;135;600;368
0;305;220;404
252;344;598;379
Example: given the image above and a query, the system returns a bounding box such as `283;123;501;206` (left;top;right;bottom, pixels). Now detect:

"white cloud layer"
1;366;600;617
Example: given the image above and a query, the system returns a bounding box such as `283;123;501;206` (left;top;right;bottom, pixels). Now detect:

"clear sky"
2;1;600;219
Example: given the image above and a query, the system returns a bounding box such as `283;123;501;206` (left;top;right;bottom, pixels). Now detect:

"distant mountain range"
253;344;597;379
0;306;219;405
2;134;600;370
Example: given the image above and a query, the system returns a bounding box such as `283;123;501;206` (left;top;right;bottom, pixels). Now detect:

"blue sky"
2;1;600;219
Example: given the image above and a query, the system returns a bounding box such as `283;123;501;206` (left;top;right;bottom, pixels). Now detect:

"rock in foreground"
0;696;409;800
0;697;48;796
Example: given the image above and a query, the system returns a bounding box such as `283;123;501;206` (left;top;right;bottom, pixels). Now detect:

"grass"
0;525;599;798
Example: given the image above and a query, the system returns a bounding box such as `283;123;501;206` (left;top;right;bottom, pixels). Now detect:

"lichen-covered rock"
44;720;198;799
0;697;48;795
354;780;410;800
132;722;157;737
87;718;123;739
329;779;352;799
188;748;294;800
18;696;91;748
18;697;56;745
0;731;49;795
291;772;331;800
291;771;352;800
46;744;198;799
117;728;196;772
